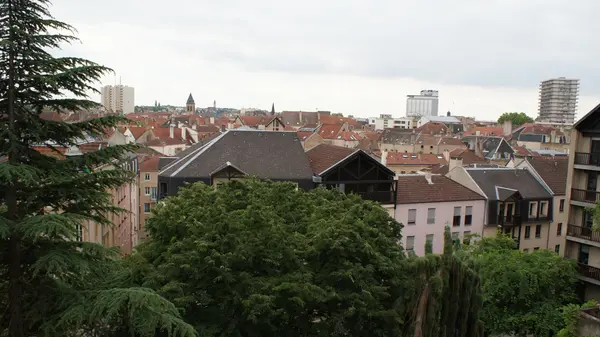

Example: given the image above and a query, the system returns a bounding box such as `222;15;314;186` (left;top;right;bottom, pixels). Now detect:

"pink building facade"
395;174;486;256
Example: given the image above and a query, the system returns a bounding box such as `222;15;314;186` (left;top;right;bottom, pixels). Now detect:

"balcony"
574;152;600;169
571;188;600;206
567;224;600;242
356;191;395;204
497;214;522;226
578;263;600;283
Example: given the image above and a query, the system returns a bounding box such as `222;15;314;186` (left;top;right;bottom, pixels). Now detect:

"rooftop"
465;167;552;200
396;175;484;204
306;144;356;175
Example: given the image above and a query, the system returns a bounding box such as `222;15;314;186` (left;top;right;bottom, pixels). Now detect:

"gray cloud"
52;0;600;99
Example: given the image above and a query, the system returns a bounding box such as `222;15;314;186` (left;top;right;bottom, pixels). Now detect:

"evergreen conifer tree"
0;0;195;336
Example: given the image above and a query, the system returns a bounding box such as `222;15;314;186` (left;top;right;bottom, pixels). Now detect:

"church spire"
271;102;275;115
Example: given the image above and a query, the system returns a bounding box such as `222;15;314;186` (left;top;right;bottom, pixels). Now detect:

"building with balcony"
565;103;600;300
138;155;160;243
306;144;397;216
395;173;486;256
446;166;553;250
515;157;569;255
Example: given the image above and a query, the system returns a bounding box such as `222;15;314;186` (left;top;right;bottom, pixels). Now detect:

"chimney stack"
169;124;174;139
449;156;463;172
443;149;450;162
424;171;433;184
381;150;388;166
181;126;187;141
503;120;512;137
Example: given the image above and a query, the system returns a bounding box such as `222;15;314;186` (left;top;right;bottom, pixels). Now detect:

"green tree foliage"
0;0;195;336
556;300;598;337
137;180;484;337
461;235;579;337
497;112;534;126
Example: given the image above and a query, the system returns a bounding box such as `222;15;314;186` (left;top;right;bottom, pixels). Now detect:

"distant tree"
497;112;534;126
460;234;579;337
0;0;195;336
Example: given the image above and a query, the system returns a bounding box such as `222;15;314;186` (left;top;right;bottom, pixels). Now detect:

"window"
426;234;434;246
408;209;416;225
144;187;151;196
559;199;565;212
535;224;542;238
406;236;415;251
451;232;460;240
464;206;473;226
534;247;540;251
427;208;436;224
150;187;158;200
525;225;531;239
463;231;472;244
523;248;529;253
529;202;537;217
453;207;461;227
557;223;563;236
144;203;151;213
75;224;83;242
555;244;560;254
540;201;548;216
464;231;471;236
144;173;151;181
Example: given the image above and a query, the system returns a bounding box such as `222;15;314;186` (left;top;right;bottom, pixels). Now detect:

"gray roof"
159;129;314;181
186;93;195;105
466;168;552;200
379;128;417;144
424;116;461;124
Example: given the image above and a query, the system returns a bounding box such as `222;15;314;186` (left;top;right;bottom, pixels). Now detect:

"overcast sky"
51;0;600;120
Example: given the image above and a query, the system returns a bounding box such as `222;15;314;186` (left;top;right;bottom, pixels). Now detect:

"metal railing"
575;152;600;166
571;188;600;203
497;214;522;226
578;263;600;281
567;224;600;243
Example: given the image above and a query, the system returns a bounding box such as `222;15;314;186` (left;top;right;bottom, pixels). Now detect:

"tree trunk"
414;275;430;337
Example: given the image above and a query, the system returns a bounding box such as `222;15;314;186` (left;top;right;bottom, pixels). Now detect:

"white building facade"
369;114;414;130
406;90;439;118
101;84;135;114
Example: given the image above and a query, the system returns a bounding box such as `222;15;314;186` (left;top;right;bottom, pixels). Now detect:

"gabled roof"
139;156;161;171
306;144;356;175
416;122;449;135
465;167;552;200
574;102;600;130
127;126;151;140
450;148;487;164
159;130;313;181
463;127;504;137
379;128;416;144
317;124;344;139
396;175;485;204
525;157;568;195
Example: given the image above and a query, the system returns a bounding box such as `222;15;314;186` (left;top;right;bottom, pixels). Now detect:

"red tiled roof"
449;148;487;164
306;144;356;174
512;145;533;157
152;127;183;141
139;156;161;171
360;131;380;141
339;131;362;141
384;152;448;165
416;122;449;135
39;111;63;121
78;142;107;153
527;157;568;195
32;145;67;159
317;124;344;139
297;131;315;141
516;123;564;136
463;127;504;137
146;137;186;146
396;175;485;204
127;126;150;140
319;115;360;127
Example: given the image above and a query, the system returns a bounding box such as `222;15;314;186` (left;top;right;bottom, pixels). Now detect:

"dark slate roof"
186;93;195;105
159;130;314;181
466;168;551;200
379;128;417;145
527;157;568;195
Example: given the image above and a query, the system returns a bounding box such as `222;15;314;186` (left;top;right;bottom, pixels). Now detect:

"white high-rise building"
538;77;579;124
101;84;135;114
406;90;439;117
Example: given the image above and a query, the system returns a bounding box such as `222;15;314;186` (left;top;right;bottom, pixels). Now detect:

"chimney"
182;126;187;141
443;149;450;162
550;129;556;143
169;125;174;139
381;150;387;166
424;171;433;184
449;156;463;172
475;130;480;136
503;120;512;137
209;116;215;124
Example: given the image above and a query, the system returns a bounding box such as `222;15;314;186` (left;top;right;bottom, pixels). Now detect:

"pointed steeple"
271;103;275;115
186;93;195;105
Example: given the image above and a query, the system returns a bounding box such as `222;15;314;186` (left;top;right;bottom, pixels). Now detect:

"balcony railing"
497;214;522;226
356;191;394;204
578;263;600;282
571;188;600;204
575;152;600;166
567;224;600;243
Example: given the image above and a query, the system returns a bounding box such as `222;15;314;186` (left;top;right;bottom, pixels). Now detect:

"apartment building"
369;114;414;130
447;166;554;251
138;156;160;242
565;103;600;300
100;84;135;114
406;90;439;117
538;77;579;125
396;173;486;255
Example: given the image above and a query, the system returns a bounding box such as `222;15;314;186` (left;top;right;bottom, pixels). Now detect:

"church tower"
186;93;195;113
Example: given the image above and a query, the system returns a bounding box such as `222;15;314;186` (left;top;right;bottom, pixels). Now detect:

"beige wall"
515;140;570;153
379;143;465;155
139;170;158;242
387;164;431;174
551;195;568;256
302;134;325;151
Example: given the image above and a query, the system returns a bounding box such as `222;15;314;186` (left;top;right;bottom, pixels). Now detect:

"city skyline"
52;0;600;120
